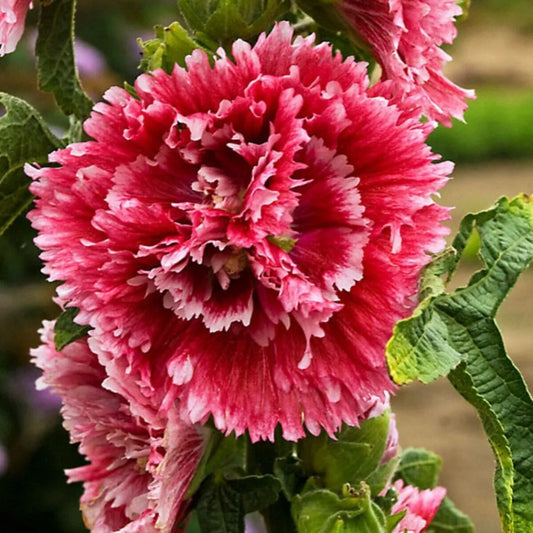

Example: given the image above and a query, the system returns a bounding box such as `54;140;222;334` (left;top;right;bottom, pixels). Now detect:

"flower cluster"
334;0;475;125
0;0;32;56
22;0;471;524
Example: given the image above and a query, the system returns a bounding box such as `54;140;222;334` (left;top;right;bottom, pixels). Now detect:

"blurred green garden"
0;1;531;531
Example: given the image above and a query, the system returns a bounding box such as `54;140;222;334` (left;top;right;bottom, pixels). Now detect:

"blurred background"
0;0;531;531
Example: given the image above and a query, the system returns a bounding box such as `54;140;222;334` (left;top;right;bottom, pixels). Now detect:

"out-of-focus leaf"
429;496;474;533
394;448;442;490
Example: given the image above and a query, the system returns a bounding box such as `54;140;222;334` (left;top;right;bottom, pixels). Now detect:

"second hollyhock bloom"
31;321;205;533
391;480;446;532
0;0;32;56
335;0;475;125
28;22;450;442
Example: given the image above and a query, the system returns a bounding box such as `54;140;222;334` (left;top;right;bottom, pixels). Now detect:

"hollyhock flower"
28;22;450;442
31;321;205;533
334;0;475;125
0;0;32;56
391;479;446;532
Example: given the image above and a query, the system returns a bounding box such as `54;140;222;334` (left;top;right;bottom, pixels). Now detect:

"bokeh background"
0;1;531;531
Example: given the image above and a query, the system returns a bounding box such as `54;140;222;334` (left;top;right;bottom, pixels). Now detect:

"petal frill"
31;321;205;533
29;22;451;442
336;0;475;124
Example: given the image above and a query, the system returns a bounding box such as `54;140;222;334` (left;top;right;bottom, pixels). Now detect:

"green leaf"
0;93;60;235
138;22;209;73
195;475;245;533
226;473;281;513
36;0;93;119
385;511;405;533
273;455;306;501
296;0;352;34
394;448;442;490
186;430;247;498
386;195;533;384
387;195;533;531
54;307;91;351
195;473;281;533
429;496;474;533
291;481;386;533
299;411;391;494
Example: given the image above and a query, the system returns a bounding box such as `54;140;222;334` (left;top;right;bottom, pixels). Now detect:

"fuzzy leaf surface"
195;475;244;533
291;481;386;533
36;0;93;119
387;195;533;531
299;411;390;494
387;195;533;384
394;448;442;490
0;93;60;235
178;0;290;48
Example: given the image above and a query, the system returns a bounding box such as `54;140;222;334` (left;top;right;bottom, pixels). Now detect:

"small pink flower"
391;479;446;532
336;0;475;125
0;0;32;56
28;22;450;442
31;321;205;533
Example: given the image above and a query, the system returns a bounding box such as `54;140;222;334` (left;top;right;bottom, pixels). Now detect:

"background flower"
28;22;450;442
391;479;446;533
31;321;205;533
335;0;475;125
0;0;32;56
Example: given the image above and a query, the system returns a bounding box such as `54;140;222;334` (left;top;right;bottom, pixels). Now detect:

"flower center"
133;96;371;364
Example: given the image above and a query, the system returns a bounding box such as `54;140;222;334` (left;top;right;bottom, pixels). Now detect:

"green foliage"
296;0;377;67
177;0;290;49
291;480;388;533
429;497;475;533
186;430;247;498
394;448;442;490
387;195;533;531
429;90;533;163
299;412;391;495
36;0;93;120
195;473;282;533
387;195;533;384
296;0;351;34
53;307;91;351
139;22;209;73
0;93;60;236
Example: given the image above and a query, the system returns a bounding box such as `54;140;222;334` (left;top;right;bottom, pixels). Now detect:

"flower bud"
177;0;290;47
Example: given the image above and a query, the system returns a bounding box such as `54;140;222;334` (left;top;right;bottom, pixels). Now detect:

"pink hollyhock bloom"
28;22;450;442
31;321;206;533
391;479;446;532
0;0;32;56
335;0;475;125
